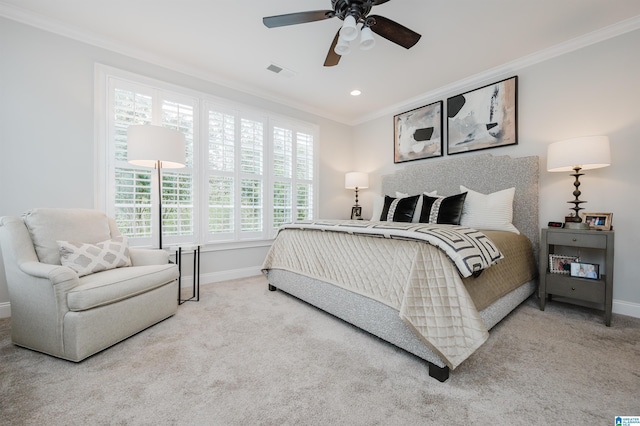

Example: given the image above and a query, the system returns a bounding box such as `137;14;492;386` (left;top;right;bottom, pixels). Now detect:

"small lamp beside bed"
345;172;369;220
547;135;611;229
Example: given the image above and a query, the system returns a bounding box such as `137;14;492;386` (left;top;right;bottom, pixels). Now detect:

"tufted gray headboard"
381;154;539;256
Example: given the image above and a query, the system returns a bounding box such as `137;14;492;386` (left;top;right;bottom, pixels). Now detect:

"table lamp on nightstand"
345;172;369;220
547;135;611;229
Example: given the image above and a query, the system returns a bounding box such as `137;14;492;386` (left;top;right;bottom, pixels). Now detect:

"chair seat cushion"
67;264;178;311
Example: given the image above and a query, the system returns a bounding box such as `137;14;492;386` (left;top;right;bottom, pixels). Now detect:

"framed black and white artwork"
394;101;443;163
447;76;517;155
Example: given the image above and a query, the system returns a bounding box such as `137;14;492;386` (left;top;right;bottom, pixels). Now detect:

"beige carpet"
1;275;638;425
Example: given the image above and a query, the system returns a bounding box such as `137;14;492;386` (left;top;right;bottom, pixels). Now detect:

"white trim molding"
177;266;263;290
613;299;640;320
0;302;11;319
2;4;639;126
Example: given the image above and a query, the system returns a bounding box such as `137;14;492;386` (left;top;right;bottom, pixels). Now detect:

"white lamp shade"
340;15;358;42
127;125;186;169
345;172;369;189
547;135;611;172
334;36;351;56
359;26;376;50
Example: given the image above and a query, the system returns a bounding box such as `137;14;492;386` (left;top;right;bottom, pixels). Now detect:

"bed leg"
428;363;450;382
268;284;277;291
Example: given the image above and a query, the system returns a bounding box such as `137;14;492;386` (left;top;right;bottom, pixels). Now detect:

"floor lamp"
127;125;186;249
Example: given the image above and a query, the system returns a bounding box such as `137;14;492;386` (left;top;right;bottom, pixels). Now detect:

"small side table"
171;244;201;305
539;228;614;326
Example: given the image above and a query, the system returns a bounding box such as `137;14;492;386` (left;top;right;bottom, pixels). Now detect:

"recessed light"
350;89;361;96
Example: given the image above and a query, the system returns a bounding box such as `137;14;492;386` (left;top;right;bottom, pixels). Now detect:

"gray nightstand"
539;228;614;326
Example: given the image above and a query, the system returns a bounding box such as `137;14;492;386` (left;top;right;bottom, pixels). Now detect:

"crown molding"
352;15;640;126
2;3;639;127
0;3;345;124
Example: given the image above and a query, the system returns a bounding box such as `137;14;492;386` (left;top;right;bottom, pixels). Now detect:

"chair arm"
19;261;79;286
129;248;169;266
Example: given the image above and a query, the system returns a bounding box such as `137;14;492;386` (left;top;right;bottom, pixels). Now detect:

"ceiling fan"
263;0;422;67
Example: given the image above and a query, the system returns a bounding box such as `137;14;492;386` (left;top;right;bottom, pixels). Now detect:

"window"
97;66;318;247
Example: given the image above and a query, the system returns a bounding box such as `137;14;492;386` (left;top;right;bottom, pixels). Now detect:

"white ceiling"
2;0;640;125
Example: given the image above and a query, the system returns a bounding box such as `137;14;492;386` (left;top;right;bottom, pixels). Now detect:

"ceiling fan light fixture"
359;26;376;50
334;36;351;56
340;15;358;42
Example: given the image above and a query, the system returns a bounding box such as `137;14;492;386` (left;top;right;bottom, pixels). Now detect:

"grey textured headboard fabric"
381;154;539;254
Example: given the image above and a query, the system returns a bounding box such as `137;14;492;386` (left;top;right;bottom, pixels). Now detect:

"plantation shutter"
100;66;317;247
160;99;196;244
207;108;236;241
108;78;196;246
111;86;154;245
272;126;293;230
295;131;314;222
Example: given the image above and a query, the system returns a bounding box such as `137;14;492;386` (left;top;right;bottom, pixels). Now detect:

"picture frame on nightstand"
583;212;613;231
570;261;599;280
351;206;363;220
549;254;579;274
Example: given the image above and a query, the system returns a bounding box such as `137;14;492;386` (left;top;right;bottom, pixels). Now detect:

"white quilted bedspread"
262;220;499;369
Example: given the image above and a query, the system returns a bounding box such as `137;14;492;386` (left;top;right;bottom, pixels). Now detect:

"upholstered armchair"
0;208;179;361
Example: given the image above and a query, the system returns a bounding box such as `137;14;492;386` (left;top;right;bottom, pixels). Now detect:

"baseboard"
179;266;263;288
0;302;11;319
613;299;640;319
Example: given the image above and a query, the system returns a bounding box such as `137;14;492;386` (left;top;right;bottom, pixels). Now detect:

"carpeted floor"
1;275;639;425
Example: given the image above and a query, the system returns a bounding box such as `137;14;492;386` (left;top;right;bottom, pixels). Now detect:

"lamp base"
563;222;590;230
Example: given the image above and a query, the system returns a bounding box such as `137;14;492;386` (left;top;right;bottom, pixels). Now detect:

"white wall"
0;18;354;315
353;28;640;315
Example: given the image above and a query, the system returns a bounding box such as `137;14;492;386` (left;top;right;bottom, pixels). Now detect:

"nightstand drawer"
547;231;607;249
546;274;604;303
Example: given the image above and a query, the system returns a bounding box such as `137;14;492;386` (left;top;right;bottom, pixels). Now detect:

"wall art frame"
394;101;443;163
447;76;518;155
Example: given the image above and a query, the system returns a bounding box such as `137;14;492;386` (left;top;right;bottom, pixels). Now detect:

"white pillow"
459;185;519;234
58;236;132;277
396;191;437;223
371;194;384;221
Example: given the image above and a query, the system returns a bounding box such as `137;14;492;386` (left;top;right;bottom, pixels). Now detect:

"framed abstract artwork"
394;101;443;163
447;76;518;155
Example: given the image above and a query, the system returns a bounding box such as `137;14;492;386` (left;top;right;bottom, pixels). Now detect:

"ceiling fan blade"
368;15;421;49
324;30;341;67
369;0;392;5
263;10;334;28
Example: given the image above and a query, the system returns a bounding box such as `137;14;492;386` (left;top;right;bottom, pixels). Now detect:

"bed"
262;154;539;382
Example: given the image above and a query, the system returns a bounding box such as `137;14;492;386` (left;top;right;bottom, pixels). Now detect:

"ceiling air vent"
266;63;296;78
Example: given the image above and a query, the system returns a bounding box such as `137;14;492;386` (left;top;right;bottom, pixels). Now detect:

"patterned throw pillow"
379;195;420;222
57;236;132;277
419;192;467;225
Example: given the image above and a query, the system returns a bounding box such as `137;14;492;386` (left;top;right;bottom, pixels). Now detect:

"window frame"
95;64;319;249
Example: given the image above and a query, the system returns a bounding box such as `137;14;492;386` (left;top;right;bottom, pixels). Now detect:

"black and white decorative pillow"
418;193;467;225
380;195;420;222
